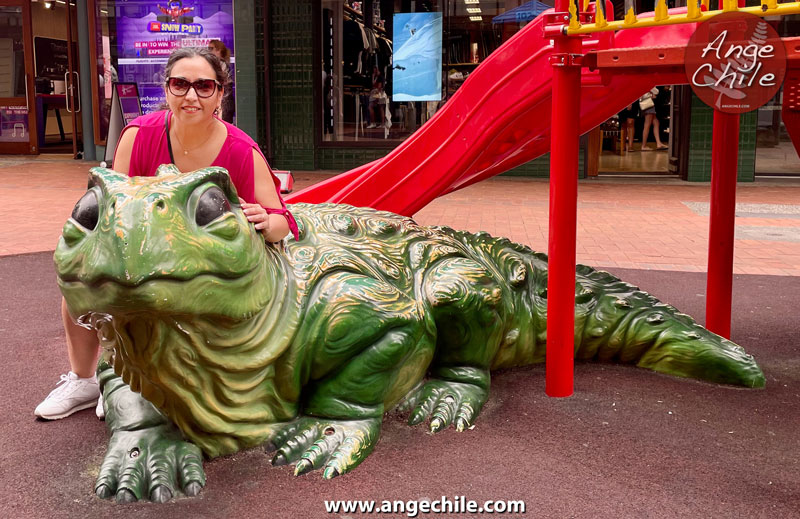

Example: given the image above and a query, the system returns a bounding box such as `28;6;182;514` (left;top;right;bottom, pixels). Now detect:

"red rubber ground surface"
2;252;797;518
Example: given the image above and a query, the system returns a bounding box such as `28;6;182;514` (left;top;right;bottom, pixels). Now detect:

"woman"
35;47;297;420
640;86;667;151
208;39;235;123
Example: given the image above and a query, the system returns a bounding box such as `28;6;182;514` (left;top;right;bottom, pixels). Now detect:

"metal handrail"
563;0;800;35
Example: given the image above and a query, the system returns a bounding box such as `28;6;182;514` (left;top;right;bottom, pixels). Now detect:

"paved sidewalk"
2;155;799;275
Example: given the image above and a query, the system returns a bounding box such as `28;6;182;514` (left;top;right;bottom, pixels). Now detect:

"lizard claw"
116;489;137;504
270;417;381;478
406;380;487;433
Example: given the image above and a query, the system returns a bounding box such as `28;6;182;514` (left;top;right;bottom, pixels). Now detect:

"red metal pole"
546;10;582;397
706;109;740;339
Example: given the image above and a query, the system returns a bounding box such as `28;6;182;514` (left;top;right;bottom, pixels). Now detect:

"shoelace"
48;374;78;397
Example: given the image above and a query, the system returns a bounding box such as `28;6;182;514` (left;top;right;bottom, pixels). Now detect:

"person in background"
368;76;388;129
654;85;671;149
617;102;638;152
34;47;297;421
640;86;666;151
208;39;235;123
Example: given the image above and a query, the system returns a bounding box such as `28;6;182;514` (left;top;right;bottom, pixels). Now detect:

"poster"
116;83;142;126
0;107;28;143
392;12;443;102
114;0;234;114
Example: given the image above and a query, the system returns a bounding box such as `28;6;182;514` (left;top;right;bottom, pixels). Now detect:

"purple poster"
115;0;234;114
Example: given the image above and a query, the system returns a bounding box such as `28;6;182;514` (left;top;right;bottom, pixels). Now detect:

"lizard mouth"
59;265;271;322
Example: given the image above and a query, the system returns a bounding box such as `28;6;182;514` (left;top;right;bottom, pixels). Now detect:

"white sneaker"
367;123;377;128
96;392;105;420
34;372;100;420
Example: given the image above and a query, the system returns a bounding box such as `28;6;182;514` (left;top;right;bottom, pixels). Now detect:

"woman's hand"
239;198;270;233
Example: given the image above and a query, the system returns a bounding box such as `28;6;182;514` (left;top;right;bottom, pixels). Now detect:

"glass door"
65;0;81;158
0;1;36;154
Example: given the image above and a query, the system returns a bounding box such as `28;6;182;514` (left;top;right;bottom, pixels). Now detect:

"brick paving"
2;155;799;276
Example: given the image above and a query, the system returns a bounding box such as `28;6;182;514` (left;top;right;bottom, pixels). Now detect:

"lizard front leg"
401;257;508;432
270;273;435;478
95;361;205;502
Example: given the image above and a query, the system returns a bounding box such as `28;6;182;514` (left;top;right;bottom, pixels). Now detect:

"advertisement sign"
0;107;29;143
114;0;234;114
392;12;443;102
117;83;143;126
104;83;142;164
685;12;786;113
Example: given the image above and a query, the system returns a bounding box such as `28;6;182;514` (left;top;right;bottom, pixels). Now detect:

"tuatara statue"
54;166;765;503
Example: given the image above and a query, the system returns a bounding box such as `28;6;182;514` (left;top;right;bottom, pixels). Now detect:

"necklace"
172;119;217;155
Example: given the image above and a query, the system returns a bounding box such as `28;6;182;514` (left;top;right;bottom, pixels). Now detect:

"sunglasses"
166;77;221;98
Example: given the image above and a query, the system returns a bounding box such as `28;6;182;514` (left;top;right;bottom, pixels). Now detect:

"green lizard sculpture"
54;166;765;503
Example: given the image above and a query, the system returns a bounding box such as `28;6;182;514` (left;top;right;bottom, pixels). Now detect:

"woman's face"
209;46;222;58
164;56;223;124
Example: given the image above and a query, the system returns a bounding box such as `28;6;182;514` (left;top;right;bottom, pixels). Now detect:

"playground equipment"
288;0;800;397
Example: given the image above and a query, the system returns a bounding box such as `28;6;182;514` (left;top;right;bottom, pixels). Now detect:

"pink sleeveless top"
120;110;299;240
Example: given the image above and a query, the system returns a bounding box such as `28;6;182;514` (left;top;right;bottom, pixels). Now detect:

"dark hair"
162;47;230;89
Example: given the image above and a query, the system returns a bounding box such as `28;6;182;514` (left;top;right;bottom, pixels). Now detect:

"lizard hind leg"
407;257;510;432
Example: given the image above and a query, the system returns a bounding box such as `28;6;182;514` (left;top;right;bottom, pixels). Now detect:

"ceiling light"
466;7;481;13
469;15;482;21
44;1;53;8
464;0;480;4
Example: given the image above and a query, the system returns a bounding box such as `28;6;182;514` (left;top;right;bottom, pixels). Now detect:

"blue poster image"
392;12;442;102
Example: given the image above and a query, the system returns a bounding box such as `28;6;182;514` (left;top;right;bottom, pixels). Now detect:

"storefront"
270;0;800;178
0;0;798;180
0;0;82;155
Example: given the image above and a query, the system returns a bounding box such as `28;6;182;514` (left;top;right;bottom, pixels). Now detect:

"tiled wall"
317;149;579;177
269;0;316;170
500;153;586;178
686;94;757;182
318;148;392;170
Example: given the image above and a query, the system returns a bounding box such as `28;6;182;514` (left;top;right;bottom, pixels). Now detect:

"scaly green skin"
54;166;765;503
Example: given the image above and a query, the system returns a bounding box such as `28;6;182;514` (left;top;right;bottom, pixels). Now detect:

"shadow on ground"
1;253;798;518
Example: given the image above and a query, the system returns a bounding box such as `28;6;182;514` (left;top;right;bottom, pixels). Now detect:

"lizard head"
55;165;275;323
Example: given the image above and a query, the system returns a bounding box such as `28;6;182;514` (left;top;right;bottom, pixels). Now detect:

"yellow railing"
564;0;800;35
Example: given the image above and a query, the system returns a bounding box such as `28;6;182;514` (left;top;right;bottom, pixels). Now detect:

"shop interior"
0;0;82;156
321;0;547;143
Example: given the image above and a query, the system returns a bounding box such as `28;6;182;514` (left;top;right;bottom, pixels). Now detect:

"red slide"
287;11;697;215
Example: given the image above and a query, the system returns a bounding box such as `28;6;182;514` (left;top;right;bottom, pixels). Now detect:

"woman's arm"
240;148;291;242
110;127;139;175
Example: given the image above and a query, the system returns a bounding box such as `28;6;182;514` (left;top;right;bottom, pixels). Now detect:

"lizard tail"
572;265;765;388
439;228;765;388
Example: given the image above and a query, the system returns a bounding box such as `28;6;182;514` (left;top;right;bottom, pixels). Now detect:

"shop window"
320;0;536;144
91;0;235;145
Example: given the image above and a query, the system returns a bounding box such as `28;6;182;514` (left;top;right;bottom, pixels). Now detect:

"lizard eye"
196;186;231;226
71;190;99;231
